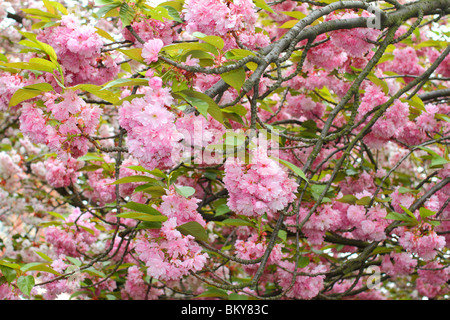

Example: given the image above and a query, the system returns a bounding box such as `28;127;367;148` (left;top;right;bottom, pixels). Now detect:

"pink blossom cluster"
0;72;26;111
223;147;298;217
36;14;119;86
134;217;208;281
182;0;268;50
118;86;183;171
122;266;163;300
158;186;206;227
87;176;116;206
175;112;227;165
365;99;410;149
416;261;450;298
0;151;27;192
122;17;178;46
390;186;415;213
415;103;441;133
235;233;284;274
380;47;425;82
305;33;349;72
381;252;417;278
38;258;85;300
285;93;326;121
44;156;82;188
346;205;389;242
84;156;152;206
398;223;446;261
0;281;19;300
142;39;164;64
356;84;410;149
19;90;102;161
287;205;341;244
326;10;381;59
182;0;257;36
417;261;450;285
276;260;327;300
45;208;100;257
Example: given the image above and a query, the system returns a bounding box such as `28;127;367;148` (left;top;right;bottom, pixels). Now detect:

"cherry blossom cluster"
19;89;101;162
223;146;298;218
118;85;183;171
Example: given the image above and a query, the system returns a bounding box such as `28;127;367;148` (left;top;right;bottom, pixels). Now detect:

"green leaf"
47;211;66;221
8;82;55;107
18;31;58;62
355;196;371;206
228;293;249;300
110;175;158;185
215;203;230;216
95;27;116;42
0;261;21;269
276;158;308;182
337;194;357;204
49;1;68;15
101;77;149;90
117;48;145;64
221;67;246;92
278;229;287;242
22;8;61;19
221;218;254;227
297;255;310;268
416;146;449;168
278;19;299;29
77;153;105;162
139;185;167;198
173;89;224;124
9;89;43;107
176;221;208;241
136;221;163;230
385;211;414;223
253;0;275;13
17;275;35;296
0;266;16;283
119;3;135;26
225;49;256;61
162;5;183;23
127;165;167;178
419;207;436;219
84;267;106;278
35;251;53;263
192;32;224;50
427;220;441;227
175;186;196;198
123;201;162;215
21;263;61;276
116;212;168;222
399;205;417;221
66;256;82;267
196;287;228;298
280;11;306;20
68;84;120;105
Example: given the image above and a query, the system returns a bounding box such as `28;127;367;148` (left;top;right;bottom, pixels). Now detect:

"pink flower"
399;223;446;260
276;260;327;300
142;39;164;64
223;146;298;218
134;218;208;281
381;252;417;277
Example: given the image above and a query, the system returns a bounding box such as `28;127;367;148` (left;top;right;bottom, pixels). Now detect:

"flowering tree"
0;0;449;301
